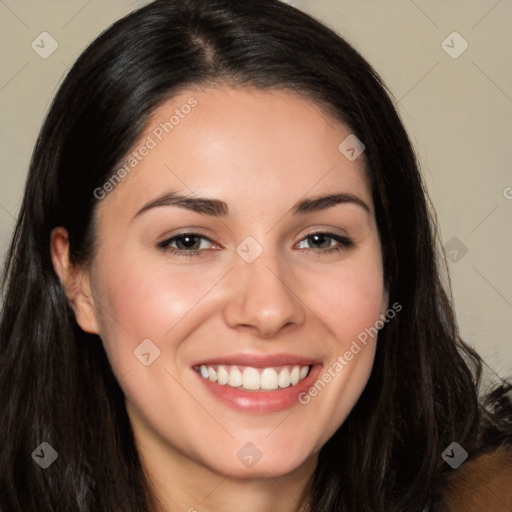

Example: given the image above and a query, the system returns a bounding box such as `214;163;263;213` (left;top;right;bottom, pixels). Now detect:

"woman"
0;1;510;511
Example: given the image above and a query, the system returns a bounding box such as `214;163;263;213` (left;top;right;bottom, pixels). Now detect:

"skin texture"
51;86;389;512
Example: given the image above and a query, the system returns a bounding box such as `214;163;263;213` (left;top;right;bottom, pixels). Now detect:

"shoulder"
438;382;512;512
441;444;512;511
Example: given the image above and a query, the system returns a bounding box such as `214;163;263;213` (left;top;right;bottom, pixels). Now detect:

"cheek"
324;273;384;339
291;258;385;449
90;252;222;367
304;251;386;343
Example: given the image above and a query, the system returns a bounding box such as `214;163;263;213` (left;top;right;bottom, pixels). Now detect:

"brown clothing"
440;445;512;512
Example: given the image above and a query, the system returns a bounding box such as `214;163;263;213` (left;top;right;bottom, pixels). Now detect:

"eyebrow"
133;190;372;219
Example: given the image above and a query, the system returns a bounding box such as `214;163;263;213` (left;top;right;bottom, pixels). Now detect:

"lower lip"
194;365;323;413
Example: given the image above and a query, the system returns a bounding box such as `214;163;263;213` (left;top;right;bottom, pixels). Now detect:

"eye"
157;231;354;259
296;232;354;254
157;233;216;258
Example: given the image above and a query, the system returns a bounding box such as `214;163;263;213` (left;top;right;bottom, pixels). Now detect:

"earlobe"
50;227;100;334
380;287;390;317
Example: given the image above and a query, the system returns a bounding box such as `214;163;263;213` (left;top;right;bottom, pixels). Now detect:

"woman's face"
70;86;388;479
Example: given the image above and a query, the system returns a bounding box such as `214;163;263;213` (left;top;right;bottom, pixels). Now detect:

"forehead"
96;85;371;219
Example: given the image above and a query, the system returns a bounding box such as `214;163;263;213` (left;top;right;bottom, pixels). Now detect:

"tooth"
242;367;260;390
290;366;300;385
217;365;228;385
278;367;291;388
260;368;278;390
201;363;310;389
228;366;243;387
207;366;217;382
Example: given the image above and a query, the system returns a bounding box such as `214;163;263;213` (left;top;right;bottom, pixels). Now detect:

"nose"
222;246;306;338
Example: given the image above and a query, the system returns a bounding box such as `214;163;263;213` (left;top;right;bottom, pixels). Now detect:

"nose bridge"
223;237;305;337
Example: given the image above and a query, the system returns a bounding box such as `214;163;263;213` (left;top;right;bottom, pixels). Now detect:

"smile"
196;364;311;391
192;354;322;413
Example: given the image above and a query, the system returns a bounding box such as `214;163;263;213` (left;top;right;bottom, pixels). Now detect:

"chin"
199;437;317;481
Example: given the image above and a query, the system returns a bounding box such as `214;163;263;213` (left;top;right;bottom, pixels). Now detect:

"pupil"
178;235;198;249
312;234;326;247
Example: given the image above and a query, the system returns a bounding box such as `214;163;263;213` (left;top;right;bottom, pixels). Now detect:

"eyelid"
295;226;350;241
157;229;220;246
157;232;220;250
157;227;350;246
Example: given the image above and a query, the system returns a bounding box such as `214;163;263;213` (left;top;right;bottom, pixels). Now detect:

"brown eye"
157;233;216;258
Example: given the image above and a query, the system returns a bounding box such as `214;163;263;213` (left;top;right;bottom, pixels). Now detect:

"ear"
380;287;390;317
50;227;99;334
375;275;389;320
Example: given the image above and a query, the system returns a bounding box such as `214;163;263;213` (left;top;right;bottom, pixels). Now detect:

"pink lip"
192;358;323;413
191;352;320;368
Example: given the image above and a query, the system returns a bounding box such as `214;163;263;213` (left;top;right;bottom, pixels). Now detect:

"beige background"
1;0;511;379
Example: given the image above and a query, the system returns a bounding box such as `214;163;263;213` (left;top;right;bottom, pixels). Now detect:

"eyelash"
157;231;354;258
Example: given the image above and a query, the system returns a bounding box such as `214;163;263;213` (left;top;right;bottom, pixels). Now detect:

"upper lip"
191;353;321;368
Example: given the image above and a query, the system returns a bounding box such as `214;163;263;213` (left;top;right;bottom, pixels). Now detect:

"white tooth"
207;366;217;382
290;365;300;385
228;366;243;387
217;365;228;385
200;365;208;379
278;367;291;388
260;368;279;390
242;367;260;390
300;365;309;380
